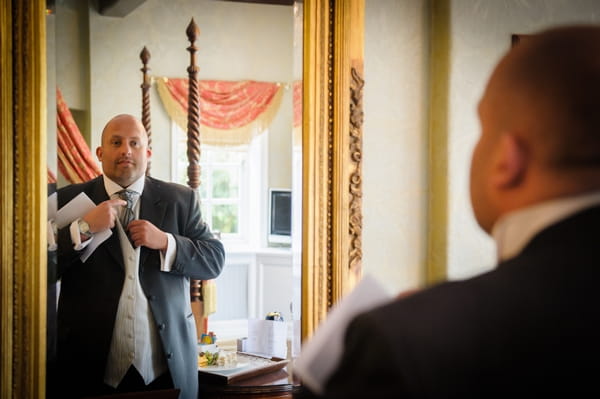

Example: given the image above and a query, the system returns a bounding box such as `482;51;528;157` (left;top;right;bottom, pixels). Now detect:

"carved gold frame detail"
302;0;364;339
1;1;47;398
0;0;364;396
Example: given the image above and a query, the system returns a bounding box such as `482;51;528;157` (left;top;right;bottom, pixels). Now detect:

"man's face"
96;116;151;187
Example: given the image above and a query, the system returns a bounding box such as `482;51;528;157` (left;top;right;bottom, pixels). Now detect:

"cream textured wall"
364;0;600;294
87;0;293;187
363;0;429;294
447;0;600;280
56;0;89;112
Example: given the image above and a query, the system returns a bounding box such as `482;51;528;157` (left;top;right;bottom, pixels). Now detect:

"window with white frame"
171;122;267;247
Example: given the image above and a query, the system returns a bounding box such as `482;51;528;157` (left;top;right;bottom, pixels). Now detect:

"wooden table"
198;366;302;398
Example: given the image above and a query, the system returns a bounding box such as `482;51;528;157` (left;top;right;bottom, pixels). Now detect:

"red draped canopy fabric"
292;80;302;147
156;78;285;146
48;168;57;184
293;80;302;128
165;78;281;129
56;88;101;184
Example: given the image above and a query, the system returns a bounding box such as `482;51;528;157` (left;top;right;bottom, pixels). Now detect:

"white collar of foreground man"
492;189;600;262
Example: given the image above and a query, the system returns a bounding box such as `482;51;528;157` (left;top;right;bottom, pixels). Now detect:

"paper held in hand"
56;192;112;262
293;275;393;395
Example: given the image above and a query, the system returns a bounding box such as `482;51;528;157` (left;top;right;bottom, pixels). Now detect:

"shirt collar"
492;190;600;262
103;174;145;198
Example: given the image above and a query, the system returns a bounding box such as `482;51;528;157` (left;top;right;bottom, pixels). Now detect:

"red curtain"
163;79;282;129
47;168;57;184
56;88;101;184
293;80;302;128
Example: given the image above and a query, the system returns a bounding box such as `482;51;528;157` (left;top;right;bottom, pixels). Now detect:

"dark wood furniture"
198;367;301;399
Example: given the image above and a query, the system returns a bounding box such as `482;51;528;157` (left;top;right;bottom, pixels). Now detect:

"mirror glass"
46;0;302;376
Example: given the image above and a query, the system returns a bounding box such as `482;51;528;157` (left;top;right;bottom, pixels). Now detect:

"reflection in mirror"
45;2;58;393
46;0;302;388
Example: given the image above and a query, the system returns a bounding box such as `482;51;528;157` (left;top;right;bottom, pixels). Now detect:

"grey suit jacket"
55;175;225;399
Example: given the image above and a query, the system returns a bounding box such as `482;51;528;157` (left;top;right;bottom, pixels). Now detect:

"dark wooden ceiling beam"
97;0;147;17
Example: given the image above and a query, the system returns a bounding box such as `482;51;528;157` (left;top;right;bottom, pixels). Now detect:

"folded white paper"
294;275;393;395
56;192;96;229
80;228;112;263
56;192;112;262
48;192;57;221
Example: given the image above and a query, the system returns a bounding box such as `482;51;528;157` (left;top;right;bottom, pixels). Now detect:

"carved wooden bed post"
140;46;152;176
139;19;206;338
185;18;207;338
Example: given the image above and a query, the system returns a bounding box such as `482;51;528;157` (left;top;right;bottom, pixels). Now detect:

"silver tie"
117;189;138;230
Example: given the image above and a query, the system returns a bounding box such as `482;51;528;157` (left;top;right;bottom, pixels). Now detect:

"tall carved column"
185;18;206;337
186;19;202;190
140;46;152;176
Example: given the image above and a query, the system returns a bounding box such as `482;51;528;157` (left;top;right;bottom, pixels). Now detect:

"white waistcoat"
103;213;167;387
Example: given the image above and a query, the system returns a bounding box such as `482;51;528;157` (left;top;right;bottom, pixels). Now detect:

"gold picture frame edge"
1;0;48;398
1;0;16;396
302;0;364;340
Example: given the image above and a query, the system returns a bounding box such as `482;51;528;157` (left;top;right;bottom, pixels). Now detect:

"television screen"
269;189;292;245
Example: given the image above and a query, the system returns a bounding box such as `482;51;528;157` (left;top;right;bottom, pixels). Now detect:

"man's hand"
83;199;126;233
127;219;168;250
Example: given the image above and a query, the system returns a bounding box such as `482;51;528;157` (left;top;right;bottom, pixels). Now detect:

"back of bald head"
497;25;600;171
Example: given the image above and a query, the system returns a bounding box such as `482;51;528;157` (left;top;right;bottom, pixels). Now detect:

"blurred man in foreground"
319;25;600;398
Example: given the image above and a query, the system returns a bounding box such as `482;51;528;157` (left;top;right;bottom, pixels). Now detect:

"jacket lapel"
87;176;125;270
139;177;168;268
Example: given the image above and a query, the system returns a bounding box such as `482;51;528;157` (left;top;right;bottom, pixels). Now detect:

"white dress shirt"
492;190;600;262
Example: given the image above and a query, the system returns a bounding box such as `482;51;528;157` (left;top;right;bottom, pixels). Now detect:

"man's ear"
96;146;103;161
492;133;527;189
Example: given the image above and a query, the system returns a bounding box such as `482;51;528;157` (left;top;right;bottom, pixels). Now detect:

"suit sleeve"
56;185;88;278
56;224;82;278
169;188;225;280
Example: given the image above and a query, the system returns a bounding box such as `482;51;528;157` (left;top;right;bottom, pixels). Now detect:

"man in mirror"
53;114;225;399
310;25;600;397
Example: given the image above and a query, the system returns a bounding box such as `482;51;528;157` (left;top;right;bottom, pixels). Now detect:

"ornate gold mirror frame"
0;0;364;396
1;1;47;398
302;0;364;339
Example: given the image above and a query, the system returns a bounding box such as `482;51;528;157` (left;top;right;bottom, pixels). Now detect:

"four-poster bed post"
185;18;202;190
139;18;208;339
185;18;208;337
140;46;152;176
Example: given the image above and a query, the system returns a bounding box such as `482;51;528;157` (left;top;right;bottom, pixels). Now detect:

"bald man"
54;114;225;399
316;25;600;398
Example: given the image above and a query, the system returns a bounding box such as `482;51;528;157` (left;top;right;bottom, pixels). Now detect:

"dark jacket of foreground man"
320;206;600;398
